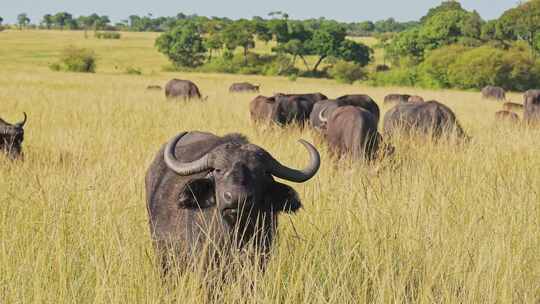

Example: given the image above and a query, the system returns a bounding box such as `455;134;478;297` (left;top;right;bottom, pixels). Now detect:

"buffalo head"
0;112;27;159
163;132;320;225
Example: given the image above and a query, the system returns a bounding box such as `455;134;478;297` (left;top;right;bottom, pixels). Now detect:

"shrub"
288;74;298;82
125;66;142;75
50;46;96;73
446;44;540;91
368;67;418;87
95;31;121;39
329;61;367;84
419;44;470;88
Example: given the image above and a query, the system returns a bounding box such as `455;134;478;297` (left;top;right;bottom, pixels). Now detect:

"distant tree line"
0;11;416;37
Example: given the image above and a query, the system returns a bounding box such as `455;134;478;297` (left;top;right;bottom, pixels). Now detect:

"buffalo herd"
4;78;540;280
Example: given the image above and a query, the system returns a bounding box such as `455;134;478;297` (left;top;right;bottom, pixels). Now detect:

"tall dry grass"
1;30;539;303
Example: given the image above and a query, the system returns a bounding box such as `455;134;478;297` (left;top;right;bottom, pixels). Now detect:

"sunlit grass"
0;30;539;303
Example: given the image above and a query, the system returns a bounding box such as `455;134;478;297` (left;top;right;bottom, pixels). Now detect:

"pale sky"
1;0;517;24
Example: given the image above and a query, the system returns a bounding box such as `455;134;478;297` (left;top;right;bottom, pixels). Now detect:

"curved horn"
15;112;27;128
319;107;329;123
164;132;211;176
270;140;320;183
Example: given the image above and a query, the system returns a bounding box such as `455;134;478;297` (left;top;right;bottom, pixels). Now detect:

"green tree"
155;21;206;68
52;12;73;30
42;14;53;29
497;0;540;56
309;22;347;72
338;40;372;66
17;13;30;30
221;20;255;64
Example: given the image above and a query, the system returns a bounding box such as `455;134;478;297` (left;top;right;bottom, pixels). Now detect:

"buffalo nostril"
223;192;233;202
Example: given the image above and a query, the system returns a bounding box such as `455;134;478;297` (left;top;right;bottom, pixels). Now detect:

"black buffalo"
310;94;380;129
482;86;506;101
408;95;424;103
145;131;320;272
319;106;384;160
165;79;203;100
384;94;411;104
229;82;260;93
250;93;327;126
0;112;27;159
523;90;540;124
383;101;468;140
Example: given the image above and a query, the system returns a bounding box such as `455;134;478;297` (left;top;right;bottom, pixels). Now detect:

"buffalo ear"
266;182;302;213
178;179;215;209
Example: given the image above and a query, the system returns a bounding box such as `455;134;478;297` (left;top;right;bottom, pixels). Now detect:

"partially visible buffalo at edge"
0;112;27;159
523;90;540;124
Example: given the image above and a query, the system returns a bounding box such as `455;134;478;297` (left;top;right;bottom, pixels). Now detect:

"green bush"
50;46;96;73
329;61;367;84
447;44;540;91
368;67;418;87
418;44;469;88
95;31;121;39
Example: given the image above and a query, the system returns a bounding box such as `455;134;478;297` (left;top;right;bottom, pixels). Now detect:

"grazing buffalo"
319;106;384;160
495;110;519;123
523;90;540;124
0;112;27;159
147;85;162;90
503;102;524;112
336;95;380;124
310;94;380;130
165;79;202;100
229;82;260;93
145;131;320;272
383;101;468;140
384;94;411;104
482;86;506;101
250;93;327;126
408;95;424;103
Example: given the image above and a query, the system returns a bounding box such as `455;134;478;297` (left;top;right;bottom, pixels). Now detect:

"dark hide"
0;113;26;159
383;101;468;140
229;82;260;93
523;90;540;125
384;94;411;104
482;86;506;101
165;79;202;100
145;132;305;273
323;106;382;160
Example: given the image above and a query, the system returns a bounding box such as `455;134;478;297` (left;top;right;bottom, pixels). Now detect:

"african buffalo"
310;94;380;130
482;86;506;101
229;82;260;93
408;95;424;103
384;94;411;104
0;112;27;159
523;90;540;124
503;102;524;112
383;101;468;140
250;93;327;126
145;131;320;272
495;110;519;123
165;79;202;100
319;106;385;160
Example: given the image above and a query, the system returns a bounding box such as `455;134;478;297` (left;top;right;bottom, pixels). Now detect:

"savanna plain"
1;30;539;303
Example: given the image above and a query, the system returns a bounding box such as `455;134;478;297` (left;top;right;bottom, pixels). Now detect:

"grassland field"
1;30;539;303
